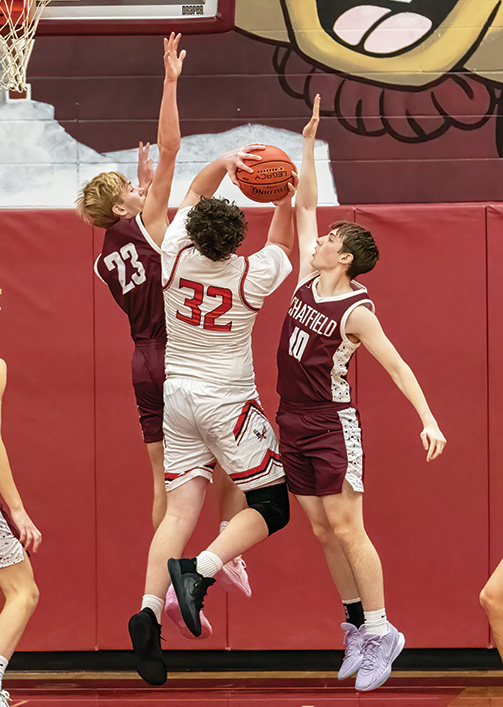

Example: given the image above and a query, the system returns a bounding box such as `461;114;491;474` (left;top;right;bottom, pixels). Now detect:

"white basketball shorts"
0;509;24;569
163;377;285;492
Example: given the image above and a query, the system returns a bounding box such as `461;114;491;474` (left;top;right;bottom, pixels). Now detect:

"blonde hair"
76;172;128;229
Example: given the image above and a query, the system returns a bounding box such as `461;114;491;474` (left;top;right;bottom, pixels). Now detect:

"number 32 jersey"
277;273;374;405
161;206;292;387
95;215;165;343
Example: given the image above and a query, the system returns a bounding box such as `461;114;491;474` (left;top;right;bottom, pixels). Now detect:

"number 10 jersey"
277;273;374;406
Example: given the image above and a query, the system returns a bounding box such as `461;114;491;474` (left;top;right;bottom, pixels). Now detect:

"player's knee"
26;582;40;614
480;581;503;614
245;482;290;536
311;521;334;546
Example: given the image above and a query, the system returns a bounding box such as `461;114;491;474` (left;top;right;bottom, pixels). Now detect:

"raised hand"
137;141;154;191
164;32;186;82
224;144;265;186
303;94;320;140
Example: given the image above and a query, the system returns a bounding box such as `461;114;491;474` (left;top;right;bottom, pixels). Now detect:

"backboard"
39;0;235;35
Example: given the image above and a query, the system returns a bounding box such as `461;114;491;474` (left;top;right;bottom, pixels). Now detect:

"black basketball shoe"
128;607;167;685
167;557;216;637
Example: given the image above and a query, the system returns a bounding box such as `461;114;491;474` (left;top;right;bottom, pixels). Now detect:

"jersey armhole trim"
239;258;261;312
162;244;193;291
296;271;319;291
340;299;375;343
94;255;106;283
136;214;162;255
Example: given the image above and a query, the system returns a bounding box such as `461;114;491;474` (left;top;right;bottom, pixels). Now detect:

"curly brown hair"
185;197;247;261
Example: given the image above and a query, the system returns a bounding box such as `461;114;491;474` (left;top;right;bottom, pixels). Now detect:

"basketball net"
0;0;50;93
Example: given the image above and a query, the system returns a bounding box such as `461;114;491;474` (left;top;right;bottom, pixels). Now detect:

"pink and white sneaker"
217;556;252;597
164;584;213;639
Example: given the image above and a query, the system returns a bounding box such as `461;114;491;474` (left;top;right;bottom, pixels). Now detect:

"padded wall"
487;205;503;588
0;205;495;650
355;205;488;648
0;211;96;650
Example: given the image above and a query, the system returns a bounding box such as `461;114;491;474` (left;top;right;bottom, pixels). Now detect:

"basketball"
235;145;296;203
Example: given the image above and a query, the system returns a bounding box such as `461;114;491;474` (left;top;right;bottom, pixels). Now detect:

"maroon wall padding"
0;205;494;650
355;205;489;648
487;205;503;613
0;211;97;650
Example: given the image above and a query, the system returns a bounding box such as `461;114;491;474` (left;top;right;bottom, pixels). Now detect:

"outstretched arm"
0;361;42;552
142;33;186;246
346;307;447;462
179;145;265;210
296;94;320;282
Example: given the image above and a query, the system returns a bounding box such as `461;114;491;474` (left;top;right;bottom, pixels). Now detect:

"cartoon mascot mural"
236;0;503;157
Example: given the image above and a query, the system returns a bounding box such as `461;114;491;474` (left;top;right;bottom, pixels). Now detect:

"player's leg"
322;482;404;691
132;342;166;529
212;467;251;597
480;559;503;661
0;554;39;697
146;440;166;531
322;483;383;610
168;479;289;637
167;392;289;637
128;475;208;684
295;493;365;679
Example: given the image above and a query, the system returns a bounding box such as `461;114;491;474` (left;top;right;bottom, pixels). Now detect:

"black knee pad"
245;482;290;535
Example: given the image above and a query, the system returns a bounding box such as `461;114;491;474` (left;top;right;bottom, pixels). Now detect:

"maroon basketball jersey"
277;274;374;405
95;215;166;343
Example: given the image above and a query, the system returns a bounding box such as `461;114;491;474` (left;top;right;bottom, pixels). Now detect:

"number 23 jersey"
95;215;165;343
161;206;292;387
277;273;374;405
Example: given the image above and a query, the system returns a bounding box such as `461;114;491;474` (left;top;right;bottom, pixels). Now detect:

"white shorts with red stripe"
163;377;285;492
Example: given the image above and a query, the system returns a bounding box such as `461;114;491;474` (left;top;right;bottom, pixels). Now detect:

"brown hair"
330;221;379;279
76;172;128;229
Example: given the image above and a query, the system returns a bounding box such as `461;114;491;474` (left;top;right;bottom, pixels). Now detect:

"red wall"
0;204;495;650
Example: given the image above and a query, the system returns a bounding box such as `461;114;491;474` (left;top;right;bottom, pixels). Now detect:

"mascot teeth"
333;6;433;54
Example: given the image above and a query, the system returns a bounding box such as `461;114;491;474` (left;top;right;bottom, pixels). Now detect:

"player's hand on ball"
420;423;446;462
225;144;265;186
303;94;320;140
164;32;186;82
273;172;298;205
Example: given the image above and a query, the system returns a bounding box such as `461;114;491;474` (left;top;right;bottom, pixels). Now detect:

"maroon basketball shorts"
276;403;364;496
132;339;165;444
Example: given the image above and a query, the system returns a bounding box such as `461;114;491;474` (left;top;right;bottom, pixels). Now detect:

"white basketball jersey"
161;206;292;386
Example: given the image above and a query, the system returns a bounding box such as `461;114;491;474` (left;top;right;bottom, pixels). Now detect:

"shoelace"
343;627;361;658
0;690;11;706
359;634;382;671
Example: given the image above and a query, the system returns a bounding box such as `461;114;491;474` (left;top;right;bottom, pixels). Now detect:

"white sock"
196;550;223;578
364;608;388;636
141;594;164;624
219;521;229;534
0;654;8;691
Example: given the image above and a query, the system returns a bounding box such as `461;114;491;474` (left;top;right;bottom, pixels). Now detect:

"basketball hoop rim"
37;0;235;36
